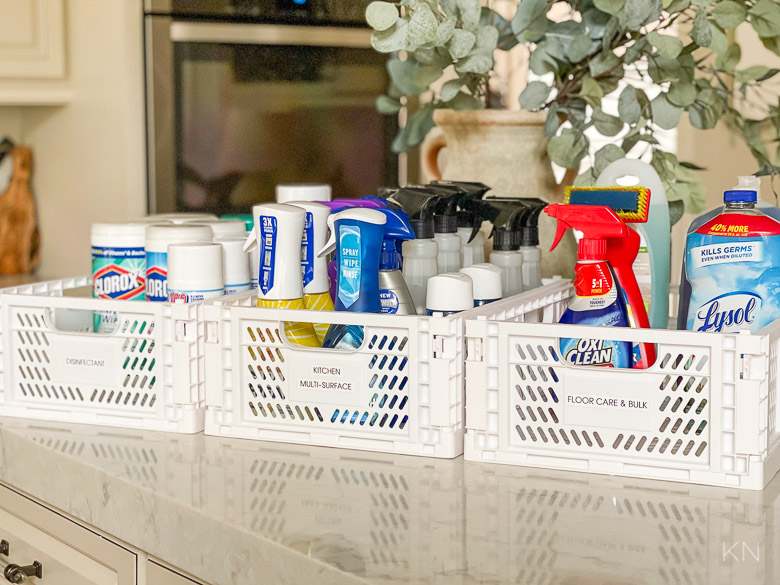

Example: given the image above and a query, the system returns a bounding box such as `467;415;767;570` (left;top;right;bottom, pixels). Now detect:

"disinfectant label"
92;246;146;300
380;290;399;314
691;242;763;268
145;251;168;302
338;225;361;309
169;289;223;303
301;211;314;287
259;215;277;296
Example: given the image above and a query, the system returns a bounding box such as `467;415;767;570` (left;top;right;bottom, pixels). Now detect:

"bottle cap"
144;223;214;253
411;218;435;239
434;213;458;233
426;273;474;313
142;213;218;224
459;264;502;301
276;183;332;203
578;238;607;260
457;210;475;228
91;222;150;248
493;230;519;251
215;236;251;287
724;189;757;203
220;213;254;231
185;219;247;239
167;242;224;292
286;201;331;294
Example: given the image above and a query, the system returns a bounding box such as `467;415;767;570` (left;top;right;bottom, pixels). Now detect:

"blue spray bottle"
318;209;387;350
377;208;417;315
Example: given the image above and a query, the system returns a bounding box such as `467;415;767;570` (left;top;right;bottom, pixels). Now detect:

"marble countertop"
0;418;778;585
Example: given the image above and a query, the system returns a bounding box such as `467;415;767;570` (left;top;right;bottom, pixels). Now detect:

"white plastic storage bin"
203;292;467;457
464;279;780;490
0;277;206;433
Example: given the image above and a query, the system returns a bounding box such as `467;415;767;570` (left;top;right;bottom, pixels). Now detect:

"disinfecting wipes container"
167;242;224;303
216;236;251;296
276;183;332;204
185;219;246;239
460;263;502;306
145;223;213;302
426;272;474;316
143;212;218;224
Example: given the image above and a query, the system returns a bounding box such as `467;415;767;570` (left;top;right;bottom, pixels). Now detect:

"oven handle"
169;22;372;48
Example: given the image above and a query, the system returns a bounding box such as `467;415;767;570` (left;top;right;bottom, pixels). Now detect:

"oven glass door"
149;21;399;214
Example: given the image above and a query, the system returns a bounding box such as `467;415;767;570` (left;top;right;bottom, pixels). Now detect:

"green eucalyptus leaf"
482;7;519;50
623;38;650;63
618;0;663;30
454;53;493;75
647;31;683;59
716;43;741;71
559;98;588;125
376;95;402;114
597;75;622;95
648;55;683;82
601;17;620;50
593;0;625;16
680;161;706;170
414;47;437;65
371;20;409;53
392;125;411;153
665;0;691;13
668;199;685;226
618;86;642;124
405;103;437;147
548;130;590;169
414;63;446;87
691;8;713;47
651;150;679;183
544;104;561;139
387;57;426;96
736;66;779;83
582;9;612;39
448;29;476;59
651;93;683;130
569;34;595;62
366;1;399;31
761;35;780;56
749;0;780;38
473;25;500;53
529;39;566;75
593;109;624;136
446;91;485;111
440;79;464;102
688;88;723;130
440;0;458;15
667;80;697;107
407;2;439;46
711;1;747;29
434;16;457;45
511;0;550;42
709;22;729;54
519;81;552;111
594;144;625;176
457;0;482;32
579;76;605;108
588;50;622;77
573;168;598;187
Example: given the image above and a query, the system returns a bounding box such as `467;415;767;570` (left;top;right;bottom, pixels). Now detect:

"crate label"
286;352;364;406
48;336;119;386
562;372;653;431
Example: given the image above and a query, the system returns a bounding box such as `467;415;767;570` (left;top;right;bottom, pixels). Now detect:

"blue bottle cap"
724;190;757;203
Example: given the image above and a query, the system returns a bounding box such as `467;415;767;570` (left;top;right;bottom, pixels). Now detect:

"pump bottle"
432;195;462;273
456;211;486;267
519;202;546;290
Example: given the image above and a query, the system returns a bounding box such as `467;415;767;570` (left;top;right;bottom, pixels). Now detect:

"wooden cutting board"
0;146;40;274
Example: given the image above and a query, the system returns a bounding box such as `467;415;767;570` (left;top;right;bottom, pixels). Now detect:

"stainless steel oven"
144;0;406;214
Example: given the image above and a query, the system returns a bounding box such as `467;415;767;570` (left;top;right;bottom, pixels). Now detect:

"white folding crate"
464;279;780;489
0;277;206;433
203;292;467;457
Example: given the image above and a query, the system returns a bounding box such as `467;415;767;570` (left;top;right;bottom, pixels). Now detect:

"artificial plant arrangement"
366;0;780;210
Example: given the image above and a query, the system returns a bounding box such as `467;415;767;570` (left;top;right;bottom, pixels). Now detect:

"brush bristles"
564;186;650;223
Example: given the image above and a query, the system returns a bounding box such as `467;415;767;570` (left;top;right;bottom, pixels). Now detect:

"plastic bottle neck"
380;239;401;271
725;201;757;211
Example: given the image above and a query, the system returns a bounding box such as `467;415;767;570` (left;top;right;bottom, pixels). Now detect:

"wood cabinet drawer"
0;483;135;585
147;560;207;585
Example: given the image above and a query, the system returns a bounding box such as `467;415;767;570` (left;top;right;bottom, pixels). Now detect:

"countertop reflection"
0;419;776;585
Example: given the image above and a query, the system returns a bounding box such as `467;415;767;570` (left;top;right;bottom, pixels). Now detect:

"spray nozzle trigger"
317;215;337;258
545;204;628;252
242;229;257;253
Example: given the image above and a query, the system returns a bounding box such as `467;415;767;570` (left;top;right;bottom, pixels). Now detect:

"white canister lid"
91;222;149;248
250;203;306;301
216;236;251;287
184;219;246;239
276;183;332;203
460;263;503;301
167;242;224;292
145;223;214;253
286;201;331;295
143;212;218;224
426;273;474;312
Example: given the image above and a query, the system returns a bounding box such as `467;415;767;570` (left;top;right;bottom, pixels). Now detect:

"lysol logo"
94;266;145;299
694;292;760;332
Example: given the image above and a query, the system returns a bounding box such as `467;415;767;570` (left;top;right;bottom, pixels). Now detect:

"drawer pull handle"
0;541;8;556
4;561;42;583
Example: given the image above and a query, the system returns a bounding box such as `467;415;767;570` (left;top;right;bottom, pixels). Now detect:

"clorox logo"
146;266;168;301
94;265;145;299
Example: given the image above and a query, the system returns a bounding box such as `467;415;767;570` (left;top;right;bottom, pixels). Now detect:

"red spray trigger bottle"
546;204;656;370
